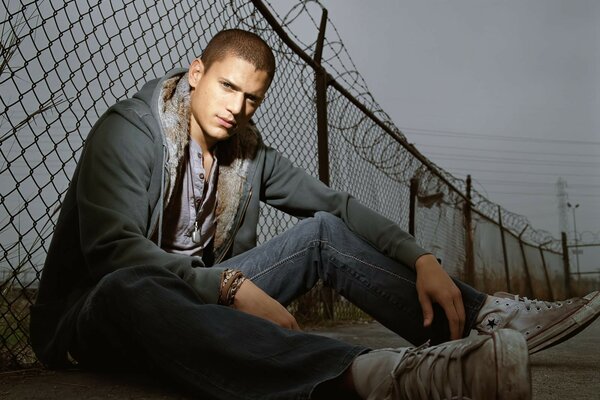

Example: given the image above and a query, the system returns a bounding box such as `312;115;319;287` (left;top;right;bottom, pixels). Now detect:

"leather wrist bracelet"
218;269;245;306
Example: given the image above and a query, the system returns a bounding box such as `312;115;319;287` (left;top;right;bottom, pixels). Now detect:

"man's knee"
312;211;350;237
313;211;343;227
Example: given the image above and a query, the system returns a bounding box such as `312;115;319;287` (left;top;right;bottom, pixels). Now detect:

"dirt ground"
1;319;599;399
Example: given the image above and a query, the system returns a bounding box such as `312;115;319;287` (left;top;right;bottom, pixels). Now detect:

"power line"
428;153;600;167
401;126;600;146
414;142;600;159
447;167;599;178
468;179;600;189
486;191;599;197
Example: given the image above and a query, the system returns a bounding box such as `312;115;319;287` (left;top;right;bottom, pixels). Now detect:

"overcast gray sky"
307;0;599;241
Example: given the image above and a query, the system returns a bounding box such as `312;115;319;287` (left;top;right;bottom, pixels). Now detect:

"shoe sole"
494;329;532;400
528;291;600;354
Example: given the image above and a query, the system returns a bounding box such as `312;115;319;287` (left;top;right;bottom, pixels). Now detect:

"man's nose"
227;93;244;116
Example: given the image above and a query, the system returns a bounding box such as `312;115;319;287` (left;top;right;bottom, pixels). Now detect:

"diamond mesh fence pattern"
0;0;589;370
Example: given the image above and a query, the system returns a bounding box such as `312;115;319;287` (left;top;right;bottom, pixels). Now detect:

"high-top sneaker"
475;291;600;354
352;329;531;400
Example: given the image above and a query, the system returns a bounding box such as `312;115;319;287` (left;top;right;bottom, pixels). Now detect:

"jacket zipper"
149;143;169;243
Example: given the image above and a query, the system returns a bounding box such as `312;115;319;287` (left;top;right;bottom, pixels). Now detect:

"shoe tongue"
493;291;514;299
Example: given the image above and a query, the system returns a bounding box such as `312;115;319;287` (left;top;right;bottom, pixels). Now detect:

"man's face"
188;55;270;150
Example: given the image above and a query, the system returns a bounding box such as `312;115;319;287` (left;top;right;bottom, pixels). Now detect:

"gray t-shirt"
161;138;218;256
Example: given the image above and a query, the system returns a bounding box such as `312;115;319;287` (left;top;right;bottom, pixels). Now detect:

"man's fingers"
234;279;302;331
439;296;461;340
279;310;301;331
419;294;434;327
290;317;301;331
455;295;466;339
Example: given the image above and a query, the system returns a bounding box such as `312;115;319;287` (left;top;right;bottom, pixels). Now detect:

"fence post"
314;7;330;186
313;7;335;320
463;175;475;285
409;177;419;236
561;232;572;297
497;206;511;292
538;241;554;301
517;225;534;298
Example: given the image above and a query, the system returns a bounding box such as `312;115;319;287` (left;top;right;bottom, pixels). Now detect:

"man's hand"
415;254;465;340
233;279;301;331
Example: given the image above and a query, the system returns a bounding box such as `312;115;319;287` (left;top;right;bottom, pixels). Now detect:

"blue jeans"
70;212;486;399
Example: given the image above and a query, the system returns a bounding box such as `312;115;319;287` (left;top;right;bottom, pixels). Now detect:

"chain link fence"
1;0;597;370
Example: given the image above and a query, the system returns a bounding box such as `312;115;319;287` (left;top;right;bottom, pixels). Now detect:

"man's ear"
188;58;205;88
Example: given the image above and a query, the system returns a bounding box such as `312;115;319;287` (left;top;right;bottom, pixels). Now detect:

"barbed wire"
264;0;574;253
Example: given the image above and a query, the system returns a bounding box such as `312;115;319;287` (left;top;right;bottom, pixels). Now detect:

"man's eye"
221;81;232;89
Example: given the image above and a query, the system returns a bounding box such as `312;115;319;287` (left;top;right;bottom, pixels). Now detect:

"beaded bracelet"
227;274;246;305
218;269;246;306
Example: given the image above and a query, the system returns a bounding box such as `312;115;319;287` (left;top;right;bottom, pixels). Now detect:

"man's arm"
260;147;427;266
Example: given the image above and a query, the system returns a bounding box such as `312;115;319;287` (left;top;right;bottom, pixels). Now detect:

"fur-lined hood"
156;71;261;261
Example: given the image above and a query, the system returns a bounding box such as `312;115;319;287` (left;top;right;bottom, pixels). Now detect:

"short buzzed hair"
201;29;276;84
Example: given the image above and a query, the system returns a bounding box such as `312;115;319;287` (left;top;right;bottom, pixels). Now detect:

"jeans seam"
321;240;423;320
248;239;418;313
248;240;321;281
322;241;416;287
249;239;416;288
324;241;484;335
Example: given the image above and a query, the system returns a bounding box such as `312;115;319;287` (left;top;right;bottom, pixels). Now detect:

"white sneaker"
476;291;600;354
352;329;531;400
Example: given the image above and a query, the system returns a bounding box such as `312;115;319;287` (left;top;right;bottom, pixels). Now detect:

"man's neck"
190;134;215;178
203;151;214;179
190;129;213;155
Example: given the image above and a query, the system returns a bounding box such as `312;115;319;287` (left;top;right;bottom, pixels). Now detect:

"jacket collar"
155;71;261;259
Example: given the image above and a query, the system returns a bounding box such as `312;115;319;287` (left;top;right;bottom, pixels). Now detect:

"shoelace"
391;339;487;400
508;294;572;311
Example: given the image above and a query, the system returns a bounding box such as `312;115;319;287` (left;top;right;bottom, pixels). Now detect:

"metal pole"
561;232;572;297
517;225;535;298
314;7;334;319
315;50;330;183
409;177;419;236
567;202;581;276
538;240;554;301
314;7;327;66
463;175;475;285
497;206;511;292
314;6;329;178
572;206;580;276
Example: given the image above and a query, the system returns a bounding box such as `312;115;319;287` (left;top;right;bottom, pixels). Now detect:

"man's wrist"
414;253;437;271
218;269;246;306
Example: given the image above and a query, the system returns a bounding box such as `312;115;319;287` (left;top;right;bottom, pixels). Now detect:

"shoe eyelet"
536;307;541;311
526;307;531;311
536;325;541;329
525;331;530;335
